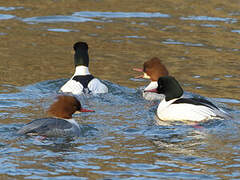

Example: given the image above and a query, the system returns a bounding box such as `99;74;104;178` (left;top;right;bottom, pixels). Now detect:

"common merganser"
60;41;108;95
145;76;230;122
17;95;94;137
133;57;169;101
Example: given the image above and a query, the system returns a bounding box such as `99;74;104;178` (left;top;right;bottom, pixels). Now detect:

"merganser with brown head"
17;95;94;138
133;57;169;101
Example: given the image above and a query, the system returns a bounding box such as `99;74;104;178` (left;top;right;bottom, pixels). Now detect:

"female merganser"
60;41;108;95
133;57;169;101
145;76;230;122
17;95;94;137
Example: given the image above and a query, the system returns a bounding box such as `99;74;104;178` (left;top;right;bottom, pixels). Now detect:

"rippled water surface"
0;0;240;179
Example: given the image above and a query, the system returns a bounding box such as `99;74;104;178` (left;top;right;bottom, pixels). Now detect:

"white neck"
66;119;80;128
74;66;91;76
157;98;178;112
144;81;158;90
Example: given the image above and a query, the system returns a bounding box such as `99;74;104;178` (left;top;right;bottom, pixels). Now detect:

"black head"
157;76;183;101
73;42;88;51
73;41;89;67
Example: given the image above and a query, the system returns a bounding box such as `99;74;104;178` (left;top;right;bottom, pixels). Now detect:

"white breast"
143;82;165;101
157;99;219;122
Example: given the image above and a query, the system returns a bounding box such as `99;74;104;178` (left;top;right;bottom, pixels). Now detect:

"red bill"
132;68;143;72
80;108;95;112
144;88;158;93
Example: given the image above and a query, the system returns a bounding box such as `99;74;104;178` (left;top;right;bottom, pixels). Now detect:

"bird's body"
145;76;230;122
17;117;81;137
18;95;94;137
60;42;108;95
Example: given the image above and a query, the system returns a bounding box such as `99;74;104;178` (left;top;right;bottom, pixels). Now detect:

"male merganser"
60;41;108;95
133;57;169;101
145;76;230;122
17;95;94;137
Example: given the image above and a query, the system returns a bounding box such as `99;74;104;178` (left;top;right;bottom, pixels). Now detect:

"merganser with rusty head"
145;76;230;122
133;57;169;101
17;95;94;137
60;41;108;95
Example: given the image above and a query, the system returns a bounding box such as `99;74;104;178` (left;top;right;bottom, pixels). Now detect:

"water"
0;0;240;179
1;79;240;179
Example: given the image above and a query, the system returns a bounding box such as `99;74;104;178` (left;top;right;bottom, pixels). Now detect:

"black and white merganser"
60;42;108;95
145;76;230;122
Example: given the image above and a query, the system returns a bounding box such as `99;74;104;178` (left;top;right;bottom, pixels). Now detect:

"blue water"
0;79;239;179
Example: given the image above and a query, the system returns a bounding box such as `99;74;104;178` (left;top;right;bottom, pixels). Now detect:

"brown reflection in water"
0;1;239;97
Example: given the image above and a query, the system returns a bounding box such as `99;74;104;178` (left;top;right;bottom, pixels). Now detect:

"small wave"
162;39;204;47
0;6;23;11
47;28;79;32
73;11;170;18
22;15;96;24
180;15;237;23
0;14;15;20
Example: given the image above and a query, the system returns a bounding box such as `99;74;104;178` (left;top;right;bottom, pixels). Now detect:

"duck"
144;76;230;122
17;95;94;138
60;41;108;95
133;57;169;101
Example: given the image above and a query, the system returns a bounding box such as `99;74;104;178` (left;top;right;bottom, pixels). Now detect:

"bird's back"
17;117;80;137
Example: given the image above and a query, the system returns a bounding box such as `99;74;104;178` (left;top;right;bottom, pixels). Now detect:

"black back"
173;98;219;110
73;74;95;89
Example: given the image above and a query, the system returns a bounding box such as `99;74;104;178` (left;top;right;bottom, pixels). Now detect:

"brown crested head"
47;95;81;119
143;57;169;81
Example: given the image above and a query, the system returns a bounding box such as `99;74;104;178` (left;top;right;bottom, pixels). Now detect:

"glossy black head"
73;41;89;67
73;42;88;51
157;76;183;101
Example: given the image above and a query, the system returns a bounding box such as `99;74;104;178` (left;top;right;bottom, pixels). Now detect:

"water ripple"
123;35;146;39
200;24;220;28
0;14;15;20
47;28;79;32
232;30;240;34
0;6;23;11
180;15;237;23
22;15;96;24
1;79;240;179
162;39;204;47
73;11;170;18
21;11;170;24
